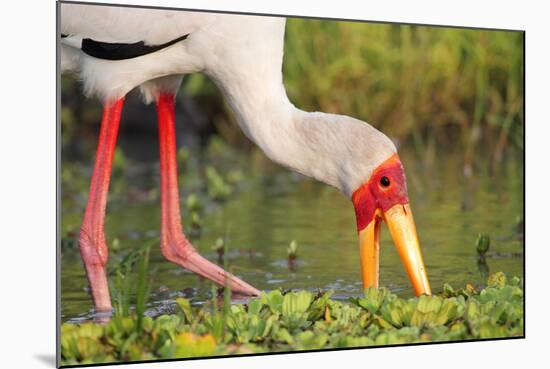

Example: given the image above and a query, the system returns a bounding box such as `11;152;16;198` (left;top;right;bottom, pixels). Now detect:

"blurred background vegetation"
62;18;524;168
282;20;523;168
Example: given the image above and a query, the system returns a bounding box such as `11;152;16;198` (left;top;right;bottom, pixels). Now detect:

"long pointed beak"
358;204;431;296
359;211;382;289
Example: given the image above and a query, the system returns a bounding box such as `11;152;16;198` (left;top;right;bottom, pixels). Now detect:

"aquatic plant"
475;233;491;278
109;239;156;319
185;193;203;213
476;233;491;256
190;211;202;230
111;237;121;251
61;273;523;365
212;237;225;259
287;240;298;260
205;166;233;201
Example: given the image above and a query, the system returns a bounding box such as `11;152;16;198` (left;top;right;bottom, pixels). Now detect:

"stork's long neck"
208;69;295;164
206;59;395;197
207;68;327;186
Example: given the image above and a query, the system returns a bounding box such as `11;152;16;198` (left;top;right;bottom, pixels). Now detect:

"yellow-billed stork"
60;3;431;312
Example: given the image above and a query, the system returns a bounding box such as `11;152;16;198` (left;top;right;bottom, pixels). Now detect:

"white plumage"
62;5;214;45
60;3;396;196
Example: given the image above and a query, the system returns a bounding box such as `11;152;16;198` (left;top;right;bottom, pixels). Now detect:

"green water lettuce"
61;273;524;365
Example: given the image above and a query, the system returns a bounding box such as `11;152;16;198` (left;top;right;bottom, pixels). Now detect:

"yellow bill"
359;204;431;296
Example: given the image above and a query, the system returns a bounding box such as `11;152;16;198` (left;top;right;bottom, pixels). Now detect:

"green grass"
109;238;156;319
60;272;523;365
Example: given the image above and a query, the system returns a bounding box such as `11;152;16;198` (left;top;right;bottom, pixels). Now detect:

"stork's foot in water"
79;230;112;313
160;235;261;296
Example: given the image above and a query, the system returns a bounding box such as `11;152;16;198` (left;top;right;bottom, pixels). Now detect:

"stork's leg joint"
78;224;112;313
159;234;197;264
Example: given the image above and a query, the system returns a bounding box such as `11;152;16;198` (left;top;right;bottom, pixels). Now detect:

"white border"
1;0;548;368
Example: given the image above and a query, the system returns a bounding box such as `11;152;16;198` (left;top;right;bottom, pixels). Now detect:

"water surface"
61;145;523;323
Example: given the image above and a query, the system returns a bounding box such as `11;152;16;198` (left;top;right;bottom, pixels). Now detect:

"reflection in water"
477;255;490;279
61;145;523;323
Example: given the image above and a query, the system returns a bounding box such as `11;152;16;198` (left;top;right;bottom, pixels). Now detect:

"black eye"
380;176;391;187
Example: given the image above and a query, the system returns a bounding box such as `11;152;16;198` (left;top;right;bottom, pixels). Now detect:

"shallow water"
60;145;523;323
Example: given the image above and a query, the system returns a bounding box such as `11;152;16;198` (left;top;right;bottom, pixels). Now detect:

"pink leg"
156;93;260;296
79;98;124;312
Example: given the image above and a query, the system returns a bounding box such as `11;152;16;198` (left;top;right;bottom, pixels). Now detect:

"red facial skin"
352;154;410;232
